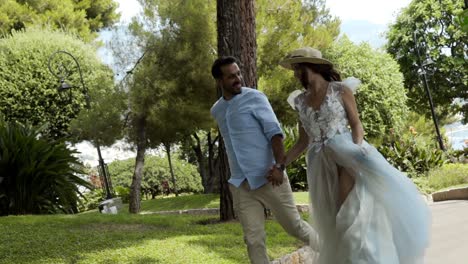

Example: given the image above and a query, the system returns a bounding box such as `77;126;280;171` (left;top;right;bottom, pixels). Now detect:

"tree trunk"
192;132;209;193
207;131;219;193
239;0;257;88
129;116;147;214
216;0;257;221
217;136;235;220
217;0;257;87
164;142;178;197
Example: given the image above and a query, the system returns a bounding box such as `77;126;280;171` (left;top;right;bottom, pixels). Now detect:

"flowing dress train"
288;81;431;264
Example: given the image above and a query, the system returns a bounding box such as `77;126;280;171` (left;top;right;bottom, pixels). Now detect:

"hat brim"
279;57;333;70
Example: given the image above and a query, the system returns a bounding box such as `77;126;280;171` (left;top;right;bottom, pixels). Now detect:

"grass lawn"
139;192;309;213
0;212;305;264
414;163;468;194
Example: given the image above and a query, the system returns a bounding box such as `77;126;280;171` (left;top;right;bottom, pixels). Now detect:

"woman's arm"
341;86;364;145
284;121;309;166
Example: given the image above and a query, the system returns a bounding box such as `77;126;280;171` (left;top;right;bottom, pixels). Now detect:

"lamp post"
413;32;446;151
48;50;113;199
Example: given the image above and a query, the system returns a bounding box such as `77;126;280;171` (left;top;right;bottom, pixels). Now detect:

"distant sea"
445;121;468;150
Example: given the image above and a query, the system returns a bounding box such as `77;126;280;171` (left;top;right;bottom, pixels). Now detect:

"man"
210;56;316;264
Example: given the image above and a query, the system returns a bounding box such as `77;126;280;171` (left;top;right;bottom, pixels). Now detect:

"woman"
278;47;431;263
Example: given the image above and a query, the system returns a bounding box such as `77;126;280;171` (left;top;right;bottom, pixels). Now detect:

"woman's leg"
337;166;355;207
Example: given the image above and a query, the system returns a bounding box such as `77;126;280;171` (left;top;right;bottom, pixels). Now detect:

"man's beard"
232;81;242;93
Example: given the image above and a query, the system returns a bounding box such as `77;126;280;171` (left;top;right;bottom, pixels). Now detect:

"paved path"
426;200;468;264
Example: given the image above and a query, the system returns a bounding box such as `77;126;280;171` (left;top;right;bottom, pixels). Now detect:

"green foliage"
0;29;116;139
69;84;127;147
458;8;468;32
282;126;308;191
386;0;467;122
108;154;203;197
0;0;120;41
114;0;218;154
376;111;452;147
413;163;468;194
324;37;409;139
373;111;454;182
0;117;91;215
256;0;340;125
137;0;217;143
378;131;447;178
448;147;468;163
427;163;468;191
411;176;436;194
78;188;104;211
114;186;130;204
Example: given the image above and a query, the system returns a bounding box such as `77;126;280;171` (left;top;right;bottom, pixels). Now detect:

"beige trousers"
229;177;314;264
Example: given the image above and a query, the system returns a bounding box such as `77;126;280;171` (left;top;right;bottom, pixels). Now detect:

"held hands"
266;165;284;186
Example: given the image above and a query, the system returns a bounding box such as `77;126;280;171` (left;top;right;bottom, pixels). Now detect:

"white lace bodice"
289;82;350;146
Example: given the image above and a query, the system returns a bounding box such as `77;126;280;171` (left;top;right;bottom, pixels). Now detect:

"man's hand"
267;166;284;186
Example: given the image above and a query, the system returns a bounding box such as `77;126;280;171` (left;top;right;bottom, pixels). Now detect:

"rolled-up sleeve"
251;92;283;141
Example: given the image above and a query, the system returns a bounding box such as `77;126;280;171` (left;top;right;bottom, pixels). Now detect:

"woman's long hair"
301;63;341;82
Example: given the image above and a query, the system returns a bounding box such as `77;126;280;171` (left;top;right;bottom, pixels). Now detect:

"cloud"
115;0;142;24
325;0;412;48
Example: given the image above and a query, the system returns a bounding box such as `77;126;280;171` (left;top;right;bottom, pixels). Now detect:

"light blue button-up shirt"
211;87;283;190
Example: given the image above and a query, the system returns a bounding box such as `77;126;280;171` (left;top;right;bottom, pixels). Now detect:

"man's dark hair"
211;56;238;79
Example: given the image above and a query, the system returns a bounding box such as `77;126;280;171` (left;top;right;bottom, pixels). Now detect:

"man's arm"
271;134;286;165
250;92;286;186
268;134;287;186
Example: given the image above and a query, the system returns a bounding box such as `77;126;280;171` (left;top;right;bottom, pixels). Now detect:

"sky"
325;0;412;47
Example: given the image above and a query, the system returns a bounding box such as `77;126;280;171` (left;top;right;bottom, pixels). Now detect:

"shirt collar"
222;87;244;104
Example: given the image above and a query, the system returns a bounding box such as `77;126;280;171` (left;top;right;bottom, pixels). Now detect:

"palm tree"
0;117;92;215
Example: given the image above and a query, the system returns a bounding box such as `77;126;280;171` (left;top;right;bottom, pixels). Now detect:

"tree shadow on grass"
96;257;163;264
189;218;304;262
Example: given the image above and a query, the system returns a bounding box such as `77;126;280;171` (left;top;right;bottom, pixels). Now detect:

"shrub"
283;126;308;191
448;147;468;164
0;117;91;215
378;130;447;178
108;155;203;198
427;163;468;191
0;28;114;139
324;37;409;139
79;188;104;211
411;177;433;194
114;186;131;204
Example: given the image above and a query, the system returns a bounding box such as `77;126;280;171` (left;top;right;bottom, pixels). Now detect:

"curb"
432;187;468;202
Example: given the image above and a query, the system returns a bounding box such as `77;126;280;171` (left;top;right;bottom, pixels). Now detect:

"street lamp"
413;32;446;151
48;50;114;199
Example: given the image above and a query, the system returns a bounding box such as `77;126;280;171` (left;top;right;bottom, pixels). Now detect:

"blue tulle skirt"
306;132;431;264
